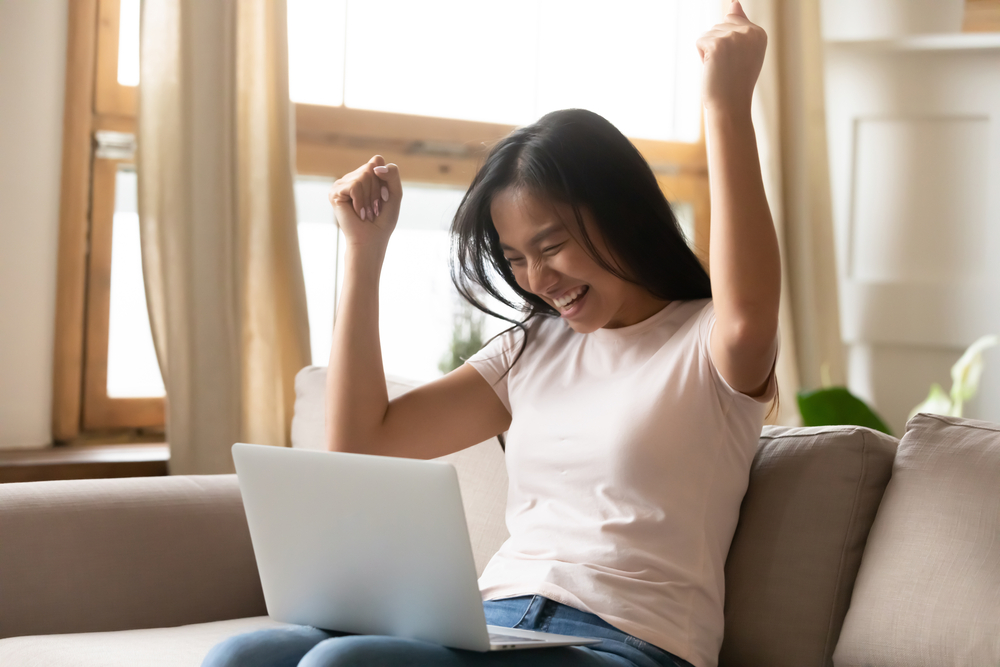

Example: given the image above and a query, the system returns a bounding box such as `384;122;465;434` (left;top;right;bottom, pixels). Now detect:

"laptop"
232;443;601;652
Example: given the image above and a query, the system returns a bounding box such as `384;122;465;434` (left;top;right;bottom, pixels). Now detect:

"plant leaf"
797;387;893;436
949;334;999;406
908;382;953;422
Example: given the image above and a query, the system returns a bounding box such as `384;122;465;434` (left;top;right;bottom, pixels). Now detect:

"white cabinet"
823;32;1000;433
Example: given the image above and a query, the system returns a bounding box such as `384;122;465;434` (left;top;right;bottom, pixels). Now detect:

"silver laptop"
232;443;600;652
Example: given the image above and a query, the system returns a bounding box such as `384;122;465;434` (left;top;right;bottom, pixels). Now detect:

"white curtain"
138;0;311;474
743;0;846;424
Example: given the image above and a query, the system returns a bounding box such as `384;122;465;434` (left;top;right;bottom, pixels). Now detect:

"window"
52;0;712;442
285;0;711;142
106;166;164;399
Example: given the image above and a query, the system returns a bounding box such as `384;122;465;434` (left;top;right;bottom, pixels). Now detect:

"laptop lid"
232;443;492;652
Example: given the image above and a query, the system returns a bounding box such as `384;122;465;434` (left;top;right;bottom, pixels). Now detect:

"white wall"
0;0;68;449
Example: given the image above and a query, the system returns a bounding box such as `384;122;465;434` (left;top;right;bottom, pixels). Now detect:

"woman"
204;3;777;666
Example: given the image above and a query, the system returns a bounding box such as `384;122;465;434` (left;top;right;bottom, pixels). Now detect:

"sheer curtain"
138;0;311;474
742;0;845;424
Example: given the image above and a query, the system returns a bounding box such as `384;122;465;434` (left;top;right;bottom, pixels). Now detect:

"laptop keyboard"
489;632;545;643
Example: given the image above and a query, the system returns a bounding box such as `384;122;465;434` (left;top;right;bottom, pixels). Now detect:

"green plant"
797;386;893;436
909;334;998;421
439;301;486;375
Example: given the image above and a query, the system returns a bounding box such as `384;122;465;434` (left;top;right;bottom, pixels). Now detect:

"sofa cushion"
0;475;265;639
719;425;898;667
291;366;509;575
0;616;287;667
833;414;1000;667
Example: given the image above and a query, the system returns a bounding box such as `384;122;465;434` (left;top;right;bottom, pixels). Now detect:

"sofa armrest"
0;475;265;639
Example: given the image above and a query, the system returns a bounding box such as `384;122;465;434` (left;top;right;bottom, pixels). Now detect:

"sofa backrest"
292;367;903;667
291;366;509;575
719;425;898;667
0;474;265;639
833;414;1000;667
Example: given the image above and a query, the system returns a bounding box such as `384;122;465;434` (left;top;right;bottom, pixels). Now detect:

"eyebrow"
499;225;564;253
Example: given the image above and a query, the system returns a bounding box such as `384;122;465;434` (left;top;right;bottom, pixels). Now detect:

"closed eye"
504;256;525;265
542;243;564;254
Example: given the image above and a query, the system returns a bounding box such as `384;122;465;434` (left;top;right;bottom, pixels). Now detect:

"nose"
526;258;559;296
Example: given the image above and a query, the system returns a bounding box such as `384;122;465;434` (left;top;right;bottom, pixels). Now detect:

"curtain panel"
138;0;311;474
742;0;845;425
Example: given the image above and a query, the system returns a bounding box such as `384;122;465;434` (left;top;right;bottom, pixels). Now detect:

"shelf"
826;32;1000;52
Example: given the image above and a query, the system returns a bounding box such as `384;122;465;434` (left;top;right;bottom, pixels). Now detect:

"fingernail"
373;199;379;217
374;165;389;175
381;186;389;201
360;207;366;221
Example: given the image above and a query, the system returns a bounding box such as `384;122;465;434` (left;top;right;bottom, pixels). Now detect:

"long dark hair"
451;108;712;359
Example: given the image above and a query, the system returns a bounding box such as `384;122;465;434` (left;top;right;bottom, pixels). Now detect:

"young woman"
204;3;777;666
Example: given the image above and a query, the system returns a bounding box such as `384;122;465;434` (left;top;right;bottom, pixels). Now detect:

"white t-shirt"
466;299;775;667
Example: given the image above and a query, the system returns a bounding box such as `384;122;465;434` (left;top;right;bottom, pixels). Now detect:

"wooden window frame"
52;0;709;443
83;157;164;430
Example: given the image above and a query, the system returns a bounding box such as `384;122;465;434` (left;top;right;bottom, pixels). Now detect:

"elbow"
326;421;386;455
327;428;363;454
325;418;358;454
722;309;779;357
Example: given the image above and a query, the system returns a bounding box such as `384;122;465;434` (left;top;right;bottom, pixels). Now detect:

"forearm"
705;108;780;340
326;245;390;452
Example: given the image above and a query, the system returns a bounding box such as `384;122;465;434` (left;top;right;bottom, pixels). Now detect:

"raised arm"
697;1;780;396
325;156;510;458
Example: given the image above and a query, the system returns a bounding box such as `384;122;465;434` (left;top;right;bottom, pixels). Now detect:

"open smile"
552;285;589;315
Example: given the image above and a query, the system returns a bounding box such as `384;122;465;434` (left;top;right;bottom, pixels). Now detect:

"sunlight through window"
297;179;494;381
107;167;165;397
120;0;715;141
117;0;140;86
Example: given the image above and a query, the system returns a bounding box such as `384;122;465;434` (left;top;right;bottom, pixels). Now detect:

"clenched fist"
696;1;767;115
328;155;403;251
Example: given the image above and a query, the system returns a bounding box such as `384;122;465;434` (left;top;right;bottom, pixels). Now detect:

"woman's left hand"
696;1;767;115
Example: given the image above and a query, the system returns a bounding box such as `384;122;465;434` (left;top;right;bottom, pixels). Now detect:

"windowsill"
0;443;169;484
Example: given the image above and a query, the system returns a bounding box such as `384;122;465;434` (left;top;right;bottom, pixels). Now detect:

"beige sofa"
1;367;998;667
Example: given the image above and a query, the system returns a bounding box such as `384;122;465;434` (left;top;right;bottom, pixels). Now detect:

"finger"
369;155;386;217
363;164;378;220
695;35;716;62
330;172;363;216
328;179;355;206
349;180;368;220
727;1;748;19
328;180;362;228
373;163;402;206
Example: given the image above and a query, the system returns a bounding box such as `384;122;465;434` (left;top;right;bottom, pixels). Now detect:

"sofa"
1;366;998;666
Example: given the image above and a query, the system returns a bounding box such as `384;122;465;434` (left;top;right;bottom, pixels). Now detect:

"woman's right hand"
328;155;403;251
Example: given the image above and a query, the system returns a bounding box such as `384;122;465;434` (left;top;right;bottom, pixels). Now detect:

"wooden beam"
52;0;100;442
296;141;482;186
93;113;136;134
296;104;708;175
295;104;512;153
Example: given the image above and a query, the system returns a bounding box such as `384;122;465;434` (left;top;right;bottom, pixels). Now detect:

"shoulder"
467;314;562;372
658;298;714;343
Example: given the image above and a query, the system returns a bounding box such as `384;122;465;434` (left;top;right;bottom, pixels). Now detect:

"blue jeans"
201;595;694;667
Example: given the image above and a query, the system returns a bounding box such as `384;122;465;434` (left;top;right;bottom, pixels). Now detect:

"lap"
202;597;687;667
300;635;636;667
201;626;339;667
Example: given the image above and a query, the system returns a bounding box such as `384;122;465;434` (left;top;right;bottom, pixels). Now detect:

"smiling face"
491;187;670;334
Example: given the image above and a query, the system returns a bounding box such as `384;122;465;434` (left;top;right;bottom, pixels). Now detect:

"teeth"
553;286;586;309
